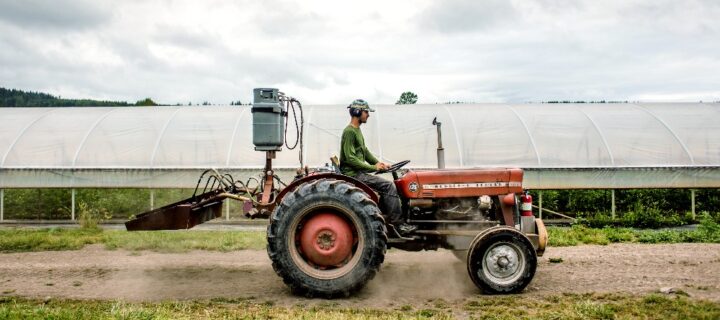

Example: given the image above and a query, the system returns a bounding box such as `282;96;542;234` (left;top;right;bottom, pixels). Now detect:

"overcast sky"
0;0;718;104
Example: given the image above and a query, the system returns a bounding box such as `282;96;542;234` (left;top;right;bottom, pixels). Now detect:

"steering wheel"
375;160;411;174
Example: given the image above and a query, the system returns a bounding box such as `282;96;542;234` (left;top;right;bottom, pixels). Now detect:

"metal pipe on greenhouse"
691;189;696;220
538;191;543;220
611;189;616;219
71;189;76;221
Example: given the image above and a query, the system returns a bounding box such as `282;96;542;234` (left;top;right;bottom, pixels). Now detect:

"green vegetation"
0;228;105;252
77;201;112;230
529;188;720;228
395;91;418;104
462;293;720;319
0;87;250;107
0;293;717;319
102;230;266;253
0;87;134;107
6;188;719;229
2;188;261;220
2;188;197;220
4;189;73;220
548;216;720;246
134;97;158;106
577;207;698;229
0;229;266;253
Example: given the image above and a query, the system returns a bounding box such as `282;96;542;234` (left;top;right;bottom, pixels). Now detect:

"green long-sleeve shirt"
339;125;379;177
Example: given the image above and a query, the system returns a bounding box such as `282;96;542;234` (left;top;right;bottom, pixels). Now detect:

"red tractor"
126;89;548;297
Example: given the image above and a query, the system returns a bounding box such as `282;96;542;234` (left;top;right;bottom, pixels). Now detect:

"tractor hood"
395;168;524;199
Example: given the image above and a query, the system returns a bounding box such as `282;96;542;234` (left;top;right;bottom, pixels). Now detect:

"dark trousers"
355;173;403;225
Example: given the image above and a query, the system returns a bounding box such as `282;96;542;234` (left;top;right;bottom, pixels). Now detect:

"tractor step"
125;190;226;231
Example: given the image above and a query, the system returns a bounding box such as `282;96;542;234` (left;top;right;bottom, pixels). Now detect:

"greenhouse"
1;103;719;189
1;103;719;220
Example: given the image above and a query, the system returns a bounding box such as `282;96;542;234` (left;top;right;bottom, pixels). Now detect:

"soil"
1;243;719;308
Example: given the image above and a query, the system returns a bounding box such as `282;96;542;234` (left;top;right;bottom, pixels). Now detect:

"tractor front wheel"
267;179;387;297
466;227;537;294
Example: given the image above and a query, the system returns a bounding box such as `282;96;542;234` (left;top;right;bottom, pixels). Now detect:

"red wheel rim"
298;212;355;267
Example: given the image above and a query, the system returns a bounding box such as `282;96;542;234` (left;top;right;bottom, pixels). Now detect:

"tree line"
0;87;153;107
0;87;262;107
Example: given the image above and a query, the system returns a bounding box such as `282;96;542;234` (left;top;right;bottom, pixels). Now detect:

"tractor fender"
468;226;535;258
275;173;380;205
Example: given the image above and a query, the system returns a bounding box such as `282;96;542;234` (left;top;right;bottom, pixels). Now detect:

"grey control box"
252;88;285;151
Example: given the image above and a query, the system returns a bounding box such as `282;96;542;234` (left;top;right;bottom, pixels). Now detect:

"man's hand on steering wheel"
374;160;410;174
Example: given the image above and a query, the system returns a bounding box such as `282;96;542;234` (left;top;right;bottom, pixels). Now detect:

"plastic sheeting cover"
1;103;719;188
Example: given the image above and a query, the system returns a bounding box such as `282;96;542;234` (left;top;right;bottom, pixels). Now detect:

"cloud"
0;0;718;104
0;0;112;30
154;28;220;49
416;0;518;34
252;2;326;37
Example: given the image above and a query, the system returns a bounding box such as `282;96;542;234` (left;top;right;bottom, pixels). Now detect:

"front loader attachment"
125;189;226;231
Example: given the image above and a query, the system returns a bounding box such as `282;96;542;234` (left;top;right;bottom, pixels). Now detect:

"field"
0;226;719;319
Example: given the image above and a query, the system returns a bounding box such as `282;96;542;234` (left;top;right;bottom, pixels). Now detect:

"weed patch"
548;217;720;246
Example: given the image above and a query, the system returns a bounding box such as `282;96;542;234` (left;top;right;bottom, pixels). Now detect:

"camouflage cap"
348;99;375;112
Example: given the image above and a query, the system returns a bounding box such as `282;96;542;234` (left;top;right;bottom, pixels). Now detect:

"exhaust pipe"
432;117;445;169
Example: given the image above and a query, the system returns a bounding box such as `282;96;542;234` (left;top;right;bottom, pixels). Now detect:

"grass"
2;296;450;320
548;217;720;246
462;293;720;320
0;216;718;253
0;228;105;252
0;293;718;319
0;229;266;253
102;230;266;252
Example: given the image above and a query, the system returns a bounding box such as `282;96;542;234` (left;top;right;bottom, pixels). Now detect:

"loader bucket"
125;190;226;231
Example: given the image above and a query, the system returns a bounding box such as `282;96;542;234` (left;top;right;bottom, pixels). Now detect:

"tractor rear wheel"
267;179;387;297
466;227;536;294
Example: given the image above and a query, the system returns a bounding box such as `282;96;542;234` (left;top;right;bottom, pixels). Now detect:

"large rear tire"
267;179;387;297
467;227;536;294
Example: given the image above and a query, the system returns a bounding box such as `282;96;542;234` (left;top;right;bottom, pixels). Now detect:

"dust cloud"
359;250;476;307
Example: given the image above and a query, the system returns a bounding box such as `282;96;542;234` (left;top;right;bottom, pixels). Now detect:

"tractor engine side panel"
396;169;523;199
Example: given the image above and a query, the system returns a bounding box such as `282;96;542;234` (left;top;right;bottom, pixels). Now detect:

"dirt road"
1;243;718;307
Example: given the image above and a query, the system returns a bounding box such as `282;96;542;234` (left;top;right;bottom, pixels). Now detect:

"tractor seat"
330;155;342;174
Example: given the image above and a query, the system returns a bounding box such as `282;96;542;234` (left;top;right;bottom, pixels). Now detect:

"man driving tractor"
339;99;417;235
